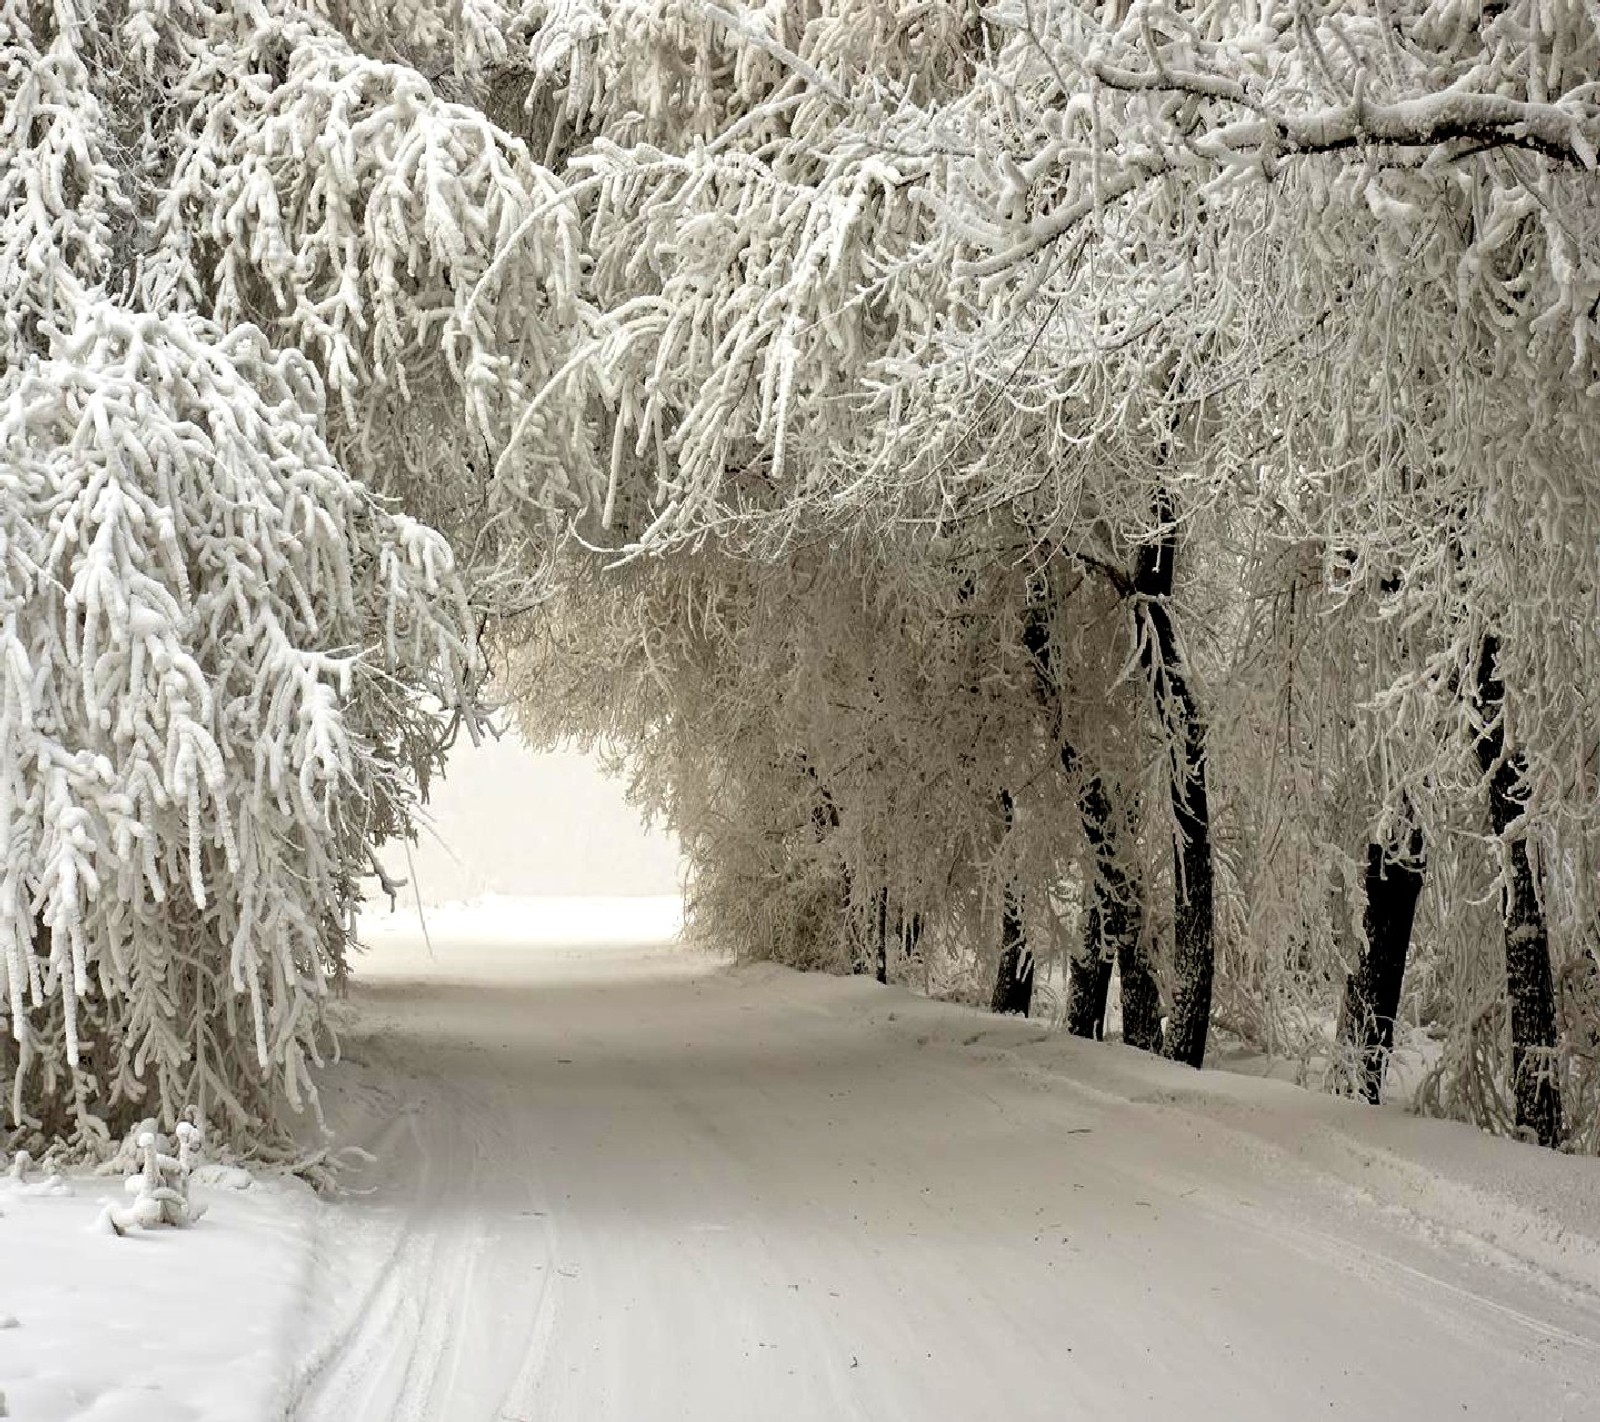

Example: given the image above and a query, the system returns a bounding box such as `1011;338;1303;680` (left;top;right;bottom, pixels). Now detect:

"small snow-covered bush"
106;1117;207;1232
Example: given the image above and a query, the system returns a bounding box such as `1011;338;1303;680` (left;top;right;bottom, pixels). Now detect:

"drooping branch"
1089;64;1598;169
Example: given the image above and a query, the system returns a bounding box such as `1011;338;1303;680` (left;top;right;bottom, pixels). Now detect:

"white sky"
381;730;684;904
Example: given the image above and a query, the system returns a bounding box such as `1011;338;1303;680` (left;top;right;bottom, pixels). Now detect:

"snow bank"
747;964;1600;1298
0;1166;315;1421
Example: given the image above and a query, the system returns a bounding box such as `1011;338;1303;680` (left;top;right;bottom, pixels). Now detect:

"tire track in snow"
281;942;1600;1422
285;1046;556;1422
280;1107;425;1416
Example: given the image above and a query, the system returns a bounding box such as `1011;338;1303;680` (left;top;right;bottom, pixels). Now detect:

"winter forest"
7;0;1599;1162
7;0;1600;1413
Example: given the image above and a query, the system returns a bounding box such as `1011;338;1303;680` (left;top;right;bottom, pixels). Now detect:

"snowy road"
286;927;1600;1422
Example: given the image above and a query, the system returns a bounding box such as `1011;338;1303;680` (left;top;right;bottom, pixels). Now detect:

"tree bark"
1023;587;1160;1048
1064;777;1117;1039
871;886;889;985
1065;776;1162;1050
1064;934;1113;1038
1135;492;1213;1069
991;882;1035;1015
1117;931;1165;1053
991;791;1035;1015
1473;637;1564;1148
900;910;924;966
1338;822;1426;1104
862;891;921;984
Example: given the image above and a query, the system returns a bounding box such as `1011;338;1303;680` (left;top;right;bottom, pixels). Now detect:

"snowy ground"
8;898;1600;1421
0;1161;315;1421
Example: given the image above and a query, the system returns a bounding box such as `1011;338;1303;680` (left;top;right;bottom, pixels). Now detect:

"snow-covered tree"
0;0;569;1148
501;0;1600;1143
949;0;1600;1138
132;0;594;598
15;0;1595;1153
0;299;480;1146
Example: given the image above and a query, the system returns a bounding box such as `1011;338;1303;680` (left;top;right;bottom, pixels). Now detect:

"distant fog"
380;731;684;904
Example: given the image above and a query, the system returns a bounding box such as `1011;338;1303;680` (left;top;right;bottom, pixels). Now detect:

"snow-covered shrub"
106;1116;206;1231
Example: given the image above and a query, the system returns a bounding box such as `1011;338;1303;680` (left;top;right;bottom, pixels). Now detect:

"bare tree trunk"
1117;932;1164;1053
861;891;921;985
1064;776;1116;1040
900;910;924;967
1064;933;1113;1038
1474;637;1564;1148
991;882;1035;1015
1338;822;1426;1104
1065;776;1161;1050
872;886;889;986
846;880;892;981
1136;492;1213;1069
991;791;1035;1015
1023;585;1158;1047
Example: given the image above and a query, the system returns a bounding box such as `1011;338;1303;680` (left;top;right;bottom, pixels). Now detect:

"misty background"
381;730;684;905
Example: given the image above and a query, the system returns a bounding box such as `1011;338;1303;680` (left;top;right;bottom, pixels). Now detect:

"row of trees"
502;0;1600;1149
4;0;1598;1150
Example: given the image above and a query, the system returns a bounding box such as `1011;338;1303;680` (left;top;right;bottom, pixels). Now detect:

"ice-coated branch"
1086;68;1597;168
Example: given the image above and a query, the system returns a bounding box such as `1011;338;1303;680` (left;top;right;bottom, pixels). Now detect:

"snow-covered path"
287;928;1600;1422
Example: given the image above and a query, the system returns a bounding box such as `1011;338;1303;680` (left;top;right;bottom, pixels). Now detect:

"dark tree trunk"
863;890;921;984
991;883;1035;1015
1474;638;1565;1148
1023;599;1104;1033
1062;797;1163;1050
1338;823;1426;1104
1161;736;1213;1069
991;791;1035;1015
900;911;924;966
1064;936;1113;1039
1065;776;1157;1050
1023;586;1158;1047
1064;777;1116;1039
1073;775;1163;1052
872;886;889;986
1136;492;1213;1069
1118;932;1164;1054
847;882;892;981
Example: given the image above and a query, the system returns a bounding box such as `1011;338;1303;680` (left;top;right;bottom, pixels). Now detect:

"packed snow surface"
11;898;1600;1420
